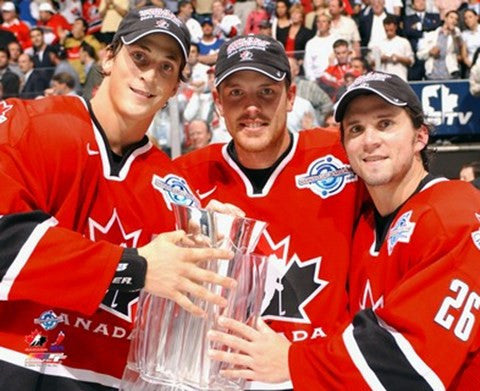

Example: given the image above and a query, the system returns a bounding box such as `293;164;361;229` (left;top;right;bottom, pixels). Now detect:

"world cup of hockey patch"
295;155;357;199
387;210;416;255
34;310;65;331
152;174;199;210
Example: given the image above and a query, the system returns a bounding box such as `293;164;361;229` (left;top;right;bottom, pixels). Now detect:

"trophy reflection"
121;204;267;390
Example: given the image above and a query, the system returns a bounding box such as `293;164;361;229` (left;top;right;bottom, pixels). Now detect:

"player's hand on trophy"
207;317;291;383
205;199;246;218
139;230;236;317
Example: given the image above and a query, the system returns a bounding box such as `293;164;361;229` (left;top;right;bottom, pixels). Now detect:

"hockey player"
175;35;362;390
0;7;236;390
207;72;480;389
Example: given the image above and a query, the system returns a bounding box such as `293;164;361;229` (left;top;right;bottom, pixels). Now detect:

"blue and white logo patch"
34;310;65;331
387;210;416;255
295;155;357;199
152;174;199;210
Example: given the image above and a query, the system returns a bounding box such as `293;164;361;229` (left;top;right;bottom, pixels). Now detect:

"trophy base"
120;364;242;391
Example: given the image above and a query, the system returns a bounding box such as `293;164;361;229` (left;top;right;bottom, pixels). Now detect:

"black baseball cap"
334;72;423;123
214;35;291;87
113;6;191;63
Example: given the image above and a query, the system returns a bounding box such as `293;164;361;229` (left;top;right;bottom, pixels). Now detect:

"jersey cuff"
108;248;147;292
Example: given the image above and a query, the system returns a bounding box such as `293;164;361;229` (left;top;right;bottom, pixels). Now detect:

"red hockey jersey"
0;97;197;388
176;130;362;388
289;178;480;390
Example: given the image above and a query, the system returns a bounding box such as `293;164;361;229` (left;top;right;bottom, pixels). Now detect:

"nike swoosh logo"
86;142;99;156
196;186;217;200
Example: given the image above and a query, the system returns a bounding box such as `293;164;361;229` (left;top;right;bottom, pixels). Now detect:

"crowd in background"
0;0;480;153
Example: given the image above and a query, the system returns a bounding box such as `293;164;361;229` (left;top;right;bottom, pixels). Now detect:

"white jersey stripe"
342;323;387;390
0;216;58;300
376;315;445;391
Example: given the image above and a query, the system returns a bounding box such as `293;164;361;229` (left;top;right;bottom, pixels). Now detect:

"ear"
286;83;296;113
414;125;429;152
212;87;224;117
101;50;115;76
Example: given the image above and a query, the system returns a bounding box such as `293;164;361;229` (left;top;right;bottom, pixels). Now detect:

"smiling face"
101;33;182;124
214;70;295;168
342;94;428;191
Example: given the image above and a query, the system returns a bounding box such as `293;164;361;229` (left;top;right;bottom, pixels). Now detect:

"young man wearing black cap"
176;35;361;390
0;7;235;390
207;72;480;389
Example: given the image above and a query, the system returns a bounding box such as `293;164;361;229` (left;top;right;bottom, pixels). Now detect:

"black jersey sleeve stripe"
0;211;57;300
342;309;444;391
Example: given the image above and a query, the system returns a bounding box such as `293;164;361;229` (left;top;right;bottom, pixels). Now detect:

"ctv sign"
410;80;480;138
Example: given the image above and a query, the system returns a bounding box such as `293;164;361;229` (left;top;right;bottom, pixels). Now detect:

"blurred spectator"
18;53;48;99
287;93;319;132
187;42;209;91
98;0;128;44
185;119;212;152
57;0;84;24
211;0;241;40
198;17;224;65
350;56;369;74
460;9;480;75
234;0;256;32
1;2;32;50
353;0;372;20
459;161;480;182
79;41;102;100
276;3;313;61
177;0;203;44
49;44;82;93
29;27;56;83
258;18;273;36
271;0;290;40
323;111;339;129
303;12;337;81
44;71;78;96
359;0;391;50
319;38;355;99
329;0;361;56
7;40;23;78
82;0;103;36
370;15;413;80
305;0;329;32
244;0;269;34
417;10;462;80
37;2;72;45
289;56;333;126
403;0;441;80
62;17;103;84
0;46;19;98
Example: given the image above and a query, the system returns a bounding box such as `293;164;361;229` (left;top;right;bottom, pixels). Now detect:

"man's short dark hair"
0;46;10;59
30;27;44;36
75;17;88;32
383;15;398;26
52;72;75;89
80;41;97;61
333;39;349;49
